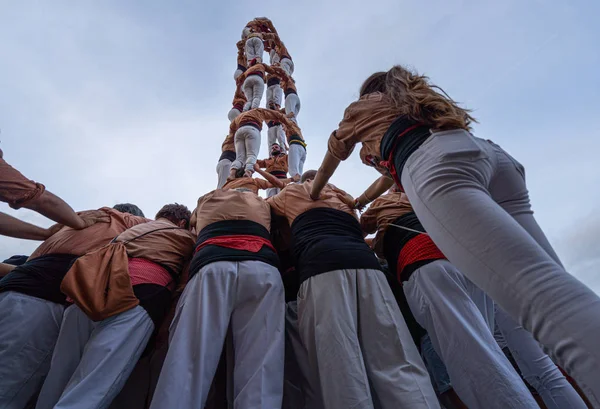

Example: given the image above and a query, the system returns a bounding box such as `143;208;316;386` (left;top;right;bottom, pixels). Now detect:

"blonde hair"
360;65;476;131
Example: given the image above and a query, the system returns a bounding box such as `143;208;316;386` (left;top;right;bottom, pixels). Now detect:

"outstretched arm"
310;152;341;200
355;176;394;210
0;211;62;240
25;192;109;230
253;164;286;189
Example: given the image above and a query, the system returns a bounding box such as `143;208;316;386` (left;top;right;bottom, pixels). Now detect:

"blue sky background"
1;0;598;292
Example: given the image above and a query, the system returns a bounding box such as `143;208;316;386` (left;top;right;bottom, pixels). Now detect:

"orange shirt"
192;189;272;233
221;131;235;153
359;192;413;257
256;154;288;174
116;219;196;276
327;92;399;169
267;181;356;226
222;177;274;195
230;109;266;133
30;208;150;259
0;157;45;209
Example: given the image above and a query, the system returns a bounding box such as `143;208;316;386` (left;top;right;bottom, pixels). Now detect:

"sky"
0;0;598;292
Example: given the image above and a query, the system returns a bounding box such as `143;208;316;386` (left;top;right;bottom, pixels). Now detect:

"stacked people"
1;17;599;409
218;18;305;195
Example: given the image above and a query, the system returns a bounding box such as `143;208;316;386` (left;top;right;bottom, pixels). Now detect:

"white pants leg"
496;307;588;409
297;269;439;409
281;58;294;76
231;129;247;171
403;260;537;409
278;127;288;152
243;127;261;172
242;76;265;110
288;144;306;178
0;292;64;409
233;69;244;81
283;301;321;409
285;93;301;121
217;158;232;189
228;107;241;123
36;305;154;409
266;84;282;109
244;37;264;62
269;49;280;65
267;126;279;147
401;130;600;406
150;260;285;409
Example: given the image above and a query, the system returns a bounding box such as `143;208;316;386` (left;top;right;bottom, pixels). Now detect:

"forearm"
0;263;16;278
256;168;285;188
0;212;51;240
311;152;341;199
24;191;85;229
357;176;394;207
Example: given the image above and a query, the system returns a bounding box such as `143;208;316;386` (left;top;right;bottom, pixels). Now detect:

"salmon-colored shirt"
259;109;304;142
116;219;196;275
327;92;399;169
0;158;45;209
230;109;266;133
29;208;150;260
232;86;247;107
222;177;274;195
238;63;267;84
221;131;235;153
236;40;247;67
256;154;288;174
267;181;356;226
192;189;272;233
359;192;413;257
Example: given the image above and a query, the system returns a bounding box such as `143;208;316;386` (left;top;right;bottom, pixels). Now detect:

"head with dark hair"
113;203;145;217
301;170;318;183
235;168;246;178
270;143;282;157
155;203;192;229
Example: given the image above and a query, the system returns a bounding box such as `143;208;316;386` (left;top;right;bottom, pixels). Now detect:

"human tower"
216;17;306;195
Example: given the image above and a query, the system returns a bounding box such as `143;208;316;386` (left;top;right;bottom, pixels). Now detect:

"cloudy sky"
1;0;598;292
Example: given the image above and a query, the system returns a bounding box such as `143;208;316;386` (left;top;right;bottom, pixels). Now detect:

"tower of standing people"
217;17;306;196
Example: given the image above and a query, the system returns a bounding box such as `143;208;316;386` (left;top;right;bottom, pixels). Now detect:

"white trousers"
232;125;261;172
285;93;301;122
288;144;306;178
242;75;264;111
228;107;241;123
401;129;600;405
266;84;283;109
0;292;64;409
244;37;264;62
217;158;232;189
233;68;244;81
297;269;439;409
495;306;588;409
282;301;320;409
150;260;285;409
269;49;280;65
280;58;294;76
267;125;287;151
403;260;537;409
35;305;154;409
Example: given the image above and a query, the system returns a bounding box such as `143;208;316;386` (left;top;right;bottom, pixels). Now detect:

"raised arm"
25;193;109;230
310;152;341;200
0;211;62;240
355;176;394;210
253;164;286;189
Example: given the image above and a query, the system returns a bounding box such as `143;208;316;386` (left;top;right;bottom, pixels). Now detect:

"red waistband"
232;103;244;111
240;120;262;131
195;235;275;254
397;234;445;279
378;123;422;193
